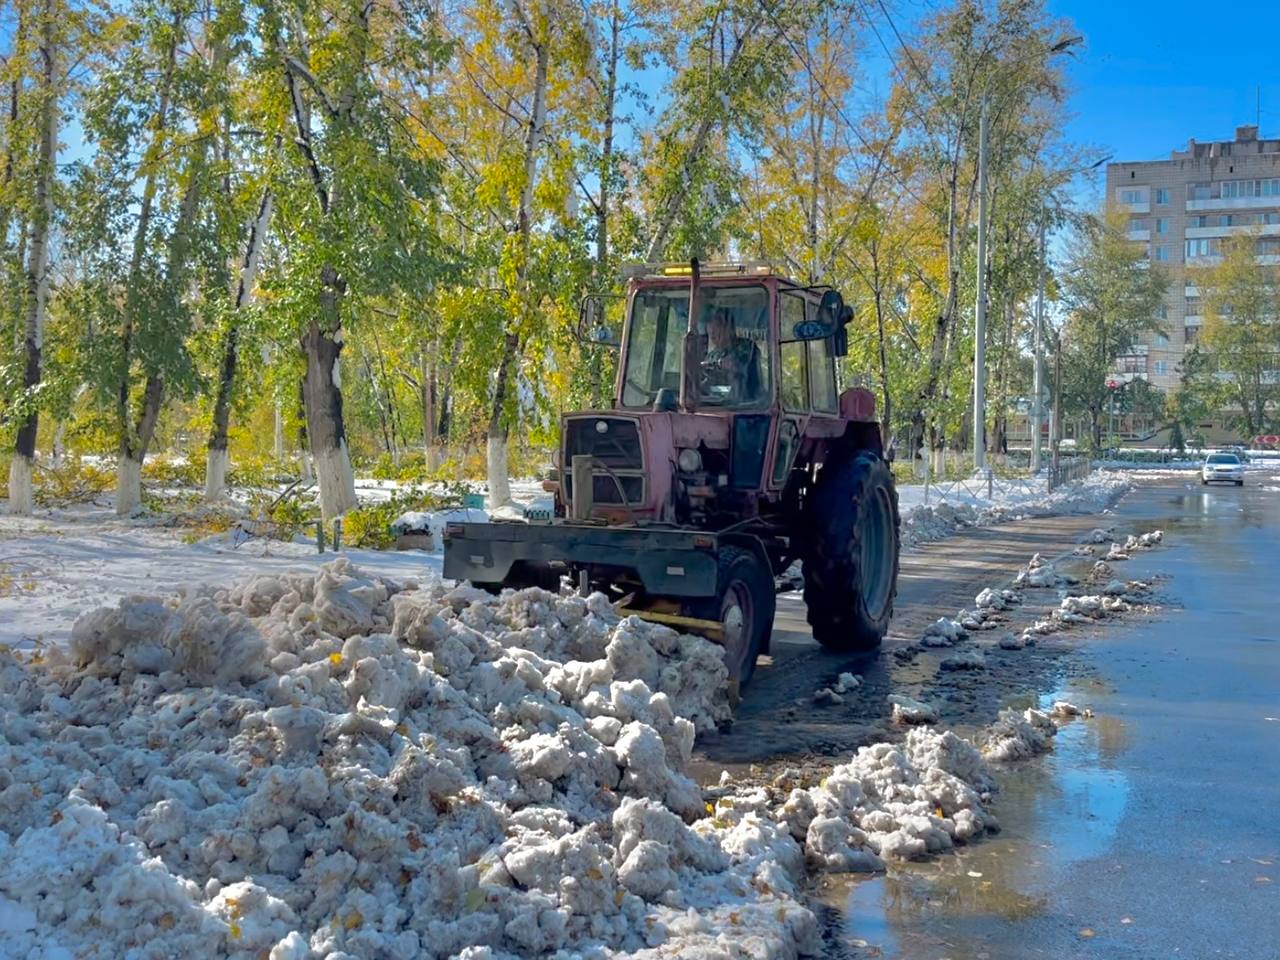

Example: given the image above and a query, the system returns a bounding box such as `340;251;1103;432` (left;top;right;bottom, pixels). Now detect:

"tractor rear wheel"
801;452;900;653
691;546;775;688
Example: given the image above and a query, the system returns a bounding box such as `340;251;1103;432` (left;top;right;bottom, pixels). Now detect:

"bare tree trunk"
590;5;619;407
206;188;272;499
873;274;892;451
115;13;179;516
122;86;213;513
417;347;441;468
283;18;365;519
8;0;55;515
488;25;549;510
302;269;357;518
643;16;765;260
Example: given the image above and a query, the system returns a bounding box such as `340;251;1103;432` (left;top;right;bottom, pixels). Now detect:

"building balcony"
1185;285;1199;296
1127;229;1151;241
1185;223;1280;239
1185;314;1203;327
1186;195;1280;212
1118;200;1151;214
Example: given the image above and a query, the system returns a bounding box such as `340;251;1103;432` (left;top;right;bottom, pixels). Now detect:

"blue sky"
1052;0;1279;202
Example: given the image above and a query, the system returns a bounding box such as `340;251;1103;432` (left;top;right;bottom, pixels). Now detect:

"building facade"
1104;126;1280;399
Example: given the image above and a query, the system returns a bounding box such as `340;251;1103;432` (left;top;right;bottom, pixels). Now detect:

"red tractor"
444;261;900;687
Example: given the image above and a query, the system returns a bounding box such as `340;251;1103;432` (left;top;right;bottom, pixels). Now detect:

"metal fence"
1048;456;1091;491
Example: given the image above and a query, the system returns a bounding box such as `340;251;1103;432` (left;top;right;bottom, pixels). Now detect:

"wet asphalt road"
826;472;1280;959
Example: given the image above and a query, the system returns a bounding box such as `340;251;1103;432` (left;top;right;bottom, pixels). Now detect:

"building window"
1121;189;1145;204
1154;244;1170;261
1186;297;1202;315
1154;360;1169;375
1186;238;1220;259
1128;218;1148;232
1189;183;1211;201
1158;305;1168;320
1155;188;1170;205
1219;178;1280;199
1185;326;1199;344
1156;217;1169;234
1156;332;1169;347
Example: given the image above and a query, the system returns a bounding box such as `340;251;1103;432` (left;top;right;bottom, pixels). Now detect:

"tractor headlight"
677;448;702;473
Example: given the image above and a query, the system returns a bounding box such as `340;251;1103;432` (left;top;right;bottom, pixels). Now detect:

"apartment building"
1104;125;1280;396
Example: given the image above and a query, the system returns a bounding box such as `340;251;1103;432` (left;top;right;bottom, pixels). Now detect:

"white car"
1202;452;1245;486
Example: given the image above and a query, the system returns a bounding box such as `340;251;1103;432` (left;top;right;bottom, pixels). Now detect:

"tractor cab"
606;262;851;416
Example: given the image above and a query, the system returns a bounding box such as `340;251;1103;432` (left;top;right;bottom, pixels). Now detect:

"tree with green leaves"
255;0;445;517
1195;231;1280;439
886;0;1078;458
1059;207;1168;451
5;0;60;514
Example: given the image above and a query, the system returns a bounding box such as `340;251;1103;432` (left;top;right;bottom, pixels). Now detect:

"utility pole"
1052;332;1063;474
972;98;990;472
1030;217;1047;473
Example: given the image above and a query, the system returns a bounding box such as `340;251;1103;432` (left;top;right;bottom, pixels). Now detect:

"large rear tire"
801;452;900;653
691;546;775;688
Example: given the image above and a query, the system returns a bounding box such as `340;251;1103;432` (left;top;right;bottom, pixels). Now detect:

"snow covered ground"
0;471;1133;651
0;507;441;651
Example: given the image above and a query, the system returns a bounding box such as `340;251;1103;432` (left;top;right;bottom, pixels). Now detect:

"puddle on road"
818;686;1132;959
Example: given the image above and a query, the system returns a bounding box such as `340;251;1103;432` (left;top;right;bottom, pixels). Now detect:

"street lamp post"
1030;219;1047;473
973;98;990;472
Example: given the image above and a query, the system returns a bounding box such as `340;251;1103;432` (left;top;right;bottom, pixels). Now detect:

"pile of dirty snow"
0;558;1108;958
1;560;832;959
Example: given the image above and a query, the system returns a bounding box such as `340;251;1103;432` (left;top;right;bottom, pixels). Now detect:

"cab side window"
780;293;810;412
808;338;838;413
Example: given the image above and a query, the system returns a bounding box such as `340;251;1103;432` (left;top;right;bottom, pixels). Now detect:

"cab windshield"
621;284;771;408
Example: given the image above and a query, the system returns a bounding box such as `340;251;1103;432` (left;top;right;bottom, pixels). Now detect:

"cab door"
771;292;811;490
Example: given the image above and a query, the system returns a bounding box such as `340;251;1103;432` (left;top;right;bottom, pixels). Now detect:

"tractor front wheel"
801;452;900;653
691;546;775;688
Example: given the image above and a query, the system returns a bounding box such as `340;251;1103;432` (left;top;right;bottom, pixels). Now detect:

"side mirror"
579;294;622;346
818;289;844;325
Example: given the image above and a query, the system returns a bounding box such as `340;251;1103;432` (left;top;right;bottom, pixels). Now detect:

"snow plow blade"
442;521;721;598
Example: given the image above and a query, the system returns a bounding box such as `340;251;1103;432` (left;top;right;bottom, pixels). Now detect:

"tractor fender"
811;420;884;471
717;532;777;655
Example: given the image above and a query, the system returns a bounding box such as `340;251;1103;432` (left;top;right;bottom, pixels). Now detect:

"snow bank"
901;471;1130;548
3;561;834;960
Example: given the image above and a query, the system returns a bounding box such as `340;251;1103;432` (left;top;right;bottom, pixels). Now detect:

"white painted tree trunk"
9;0;57;519
204;447;229;501
301;452;314;485
314;439;356;520
7;455;33;515
116;457;143;516
487;434;512;510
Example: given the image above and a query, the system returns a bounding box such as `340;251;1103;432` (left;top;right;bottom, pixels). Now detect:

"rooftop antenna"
1258;85;1261;128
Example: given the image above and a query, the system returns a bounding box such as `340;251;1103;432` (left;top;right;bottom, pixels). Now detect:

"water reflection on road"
822;475;1280;959
823;683;1131;959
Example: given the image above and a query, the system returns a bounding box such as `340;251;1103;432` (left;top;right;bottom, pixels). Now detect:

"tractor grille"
563;416;645;506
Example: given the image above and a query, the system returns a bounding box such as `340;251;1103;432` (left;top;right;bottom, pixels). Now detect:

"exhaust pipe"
678;258;701;412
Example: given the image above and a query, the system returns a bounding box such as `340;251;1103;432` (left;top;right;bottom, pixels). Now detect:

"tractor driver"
702;306;762;404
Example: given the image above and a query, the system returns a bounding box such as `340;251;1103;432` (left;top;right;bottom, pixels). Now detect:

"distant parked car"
1202;452;1245;486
